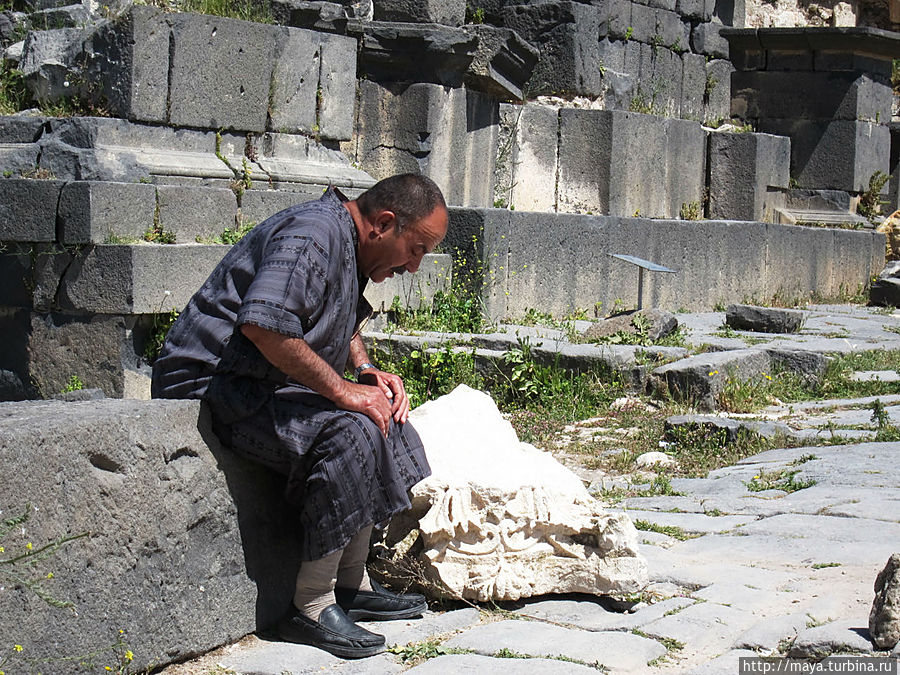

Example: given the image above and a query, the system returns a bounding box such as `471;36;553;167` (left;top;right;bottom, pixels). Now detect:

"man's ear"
372;210;397;237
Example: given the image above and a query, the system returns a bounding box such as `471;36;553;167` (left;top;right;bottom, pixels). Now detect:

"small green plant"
466;6;486;23
650;33;663;52
177;0;274;22
858;170;890;221
144;309;180;363
633;519;696;541
0;62;29;115
143;222;176;244
493;648;529;658
624;26;633;41
388;639;450;664
629;91;653;114
811;562;841;569
704;74;718;102
746;468;815;493
680;201;701;220
219;220;256;245
61;375;84;393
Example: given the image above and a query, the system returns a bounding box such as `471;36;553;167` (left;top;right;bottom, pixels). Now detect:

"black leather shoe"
277;604;386;659
335;579;428;621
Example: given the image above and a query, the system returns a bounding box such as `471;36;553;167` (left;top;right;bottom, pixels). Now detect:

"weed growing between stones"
388;640;454;665
858;171;890;222
388;288;485;334
61;374;84;393
745;468;815;493
632;520;697;541
0;63;28;116
143;222;176;244
144;309;180;363
870;399;900;441
811;562;841;569
679;201;701;221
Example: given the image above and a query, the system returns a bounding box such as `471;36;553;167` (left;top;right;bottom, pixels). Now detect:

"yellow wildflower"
708;370;719;376
125;650;134;662
105;667;112;671
13;645;23;652
0;546;4;553
25;542;32;550
46;572;54;579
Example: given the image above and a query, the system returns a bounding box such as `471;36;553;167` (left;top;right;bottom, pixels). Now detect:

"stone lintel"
722;27;900;67
461;24;539;101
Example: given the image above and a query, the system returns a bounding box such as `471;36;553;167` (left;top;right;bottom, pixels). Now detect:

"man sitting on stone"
151;173;449;659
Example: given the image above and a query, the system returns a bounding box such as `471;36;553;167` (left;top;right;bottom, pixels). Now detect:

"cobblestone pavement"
162;306;900;675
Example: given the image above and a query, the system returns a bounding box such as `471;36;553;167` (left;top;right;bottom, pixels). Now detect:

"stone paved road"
177;438;898;675
160;306;900;674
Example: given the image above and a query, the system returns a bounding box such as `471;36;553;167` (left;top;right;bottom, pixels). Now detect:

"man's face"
367;206;448;283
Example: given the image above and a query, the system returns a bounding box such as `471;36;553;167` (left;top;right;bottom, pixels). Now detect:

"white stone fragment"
635;451;676;469
402;385;648;602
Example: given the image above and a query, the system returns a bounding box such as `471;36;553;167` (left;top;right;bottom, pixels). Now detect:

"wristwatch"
354;362;377;381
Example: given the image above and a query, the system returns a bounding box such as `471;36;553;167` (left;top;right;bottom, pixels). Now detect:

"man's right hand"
336;380;394;438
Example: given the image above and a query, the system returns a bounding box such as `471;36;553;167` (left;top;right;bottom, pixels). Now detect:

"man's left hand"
359;369;410;424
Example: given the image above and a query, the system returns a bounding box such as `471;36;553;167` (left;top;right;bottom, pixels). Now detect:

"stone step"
775;207;870;228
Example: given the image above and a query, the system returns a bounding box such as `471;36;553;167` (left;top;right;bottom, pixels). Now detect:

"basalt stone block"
558;109;704;218
0;178;64;242
655;8;688;50
761;119;890;192
871;278;900;307
372;0;466;26
692;21;729;59
268;26;321;135
651;348;772;410
725;304;804;333
352;81;496;207
167;14;275;131
23;312;152;399
0;398;305;669
156;185;238;243
681;52;706;121
0;115;48;143
708;131;790;222
350;21;476;87
607;0;632;40
363;253;452;311
731;71;891;123
501;2;605;96
462;24;540;101
676;0;711;21
704;58;733;124
870;553;900;650
501;102;559;212
631;3;656;43
276;0;351;33
240;188;323;226
59;181;157;244
56;244;228;314
317;33;357;140
639;45;683;117
92;7;171;124
649;0;676;12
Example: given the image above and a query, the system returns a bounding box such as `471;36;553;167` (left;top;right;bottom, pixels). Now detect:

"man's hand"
241;324;397;437
358;368;410;424
335;379;395;438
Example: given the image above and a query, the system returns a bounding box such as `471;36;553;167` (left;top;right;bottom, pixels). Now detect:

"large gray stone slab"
515;596;695;631
373;0;465;26
56;243;228;314
501;2;606;97
407;653;601;673
358;608;480;647
651;348;771;410
726;304;804;333
0;178;64;242
640;600;758;652
789;618;875;658
156;185;238;243
691;582;787;613
317;32;357;140
443;620;667;671
167;13;275;131
499;102;559;212
268;26;321;135
557;109;704;218
733;612;810;650
761;118;890;193
640;545;800;590
704;58;733;124
707;132;790;222
220;638;403;674
0;399;305;671
624;509;756;534
59;181;157;244
685;649;760;675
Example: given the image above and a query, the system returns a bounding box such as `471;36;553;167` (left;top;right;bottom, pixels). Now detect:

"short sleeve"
236;231;329;338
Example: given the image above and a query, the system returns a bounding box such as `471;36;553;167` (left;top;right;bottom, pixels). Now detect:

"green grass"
633;519;696;541
746;468;815;493
174;0;274;22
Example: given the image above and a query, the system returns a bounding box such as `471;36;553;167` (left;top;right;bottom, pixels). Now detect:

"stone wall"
0;398;303;673
445;207;885;320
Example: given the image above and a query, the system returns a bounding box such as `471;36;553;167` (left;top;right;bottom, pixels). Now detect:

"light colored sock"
337;525;374;592
293;548;341;621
